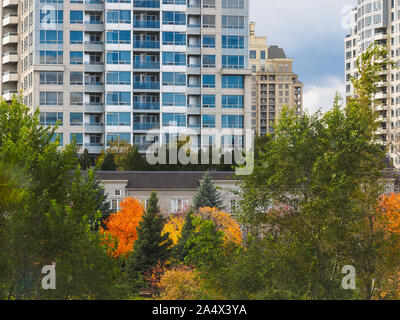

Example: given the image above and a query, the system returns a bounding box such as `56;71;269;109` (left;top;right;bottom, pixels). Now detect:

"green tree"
192;172;224;210
237;44;394;300
114;143;148;171
79;148;92;170
129;192;171;273
0;97;127;299
175;209;195;262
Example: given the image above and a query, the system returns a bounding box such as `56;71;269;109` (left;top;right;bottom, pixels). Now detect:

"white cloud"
303;77;345;114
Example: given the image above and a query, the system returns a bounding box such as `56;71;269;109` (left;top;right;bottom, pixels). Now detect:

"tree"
192;172;224;210
79;148;92;170
175;209;195;262
100;197;144;258
0;97;127;299
237;44;393;300
197;207;242;245
162;215;185;247
113;143;148;171
129;192;171;273
157;266;207;300
99;151;116;171
185;216;225;271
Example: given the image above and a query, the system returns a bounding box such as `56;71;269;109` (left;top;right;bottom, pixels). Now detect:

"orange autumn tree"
379;193;400;234
100;197;144;258
162;215;185;247
375;193;400;299
198;207;242;245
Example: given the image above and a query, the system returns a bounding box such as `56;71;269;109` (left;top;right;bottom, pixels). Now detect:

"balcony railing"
133;82;160;90
133;102;160;110
133;61;160;69
133;41;160;49
133;0;160;8
133;122;160;130
133;20;160;28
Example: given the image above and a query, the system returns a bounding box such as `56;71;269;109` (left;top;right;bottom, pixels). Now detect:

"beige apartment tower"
249;22;303;136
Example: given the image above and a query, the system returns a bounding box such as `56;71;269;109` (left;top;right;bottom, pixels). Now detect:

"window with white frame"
171;199;189;213
114;189;121;196
111;199;122;212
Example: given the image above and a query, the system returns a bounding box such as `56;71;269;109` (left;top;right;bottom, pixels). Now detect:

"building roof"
95;171;239;190
268;45;287;59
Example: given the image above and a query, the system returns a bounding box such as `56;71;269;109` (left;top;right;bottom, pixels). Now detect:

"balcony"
2;90;18;101
2;0;18;7
2;14;18;26
133;61;160;69
2;71;18;82
375;92;388;100
85;122;104;133
2;51;18;64
133;122;160;130
3;33;18;45
133;0;160;8
133;102;160;111
133;41;160;50
85;144;104;154
133;20;160;29
133;82;160;90
85;103;104;113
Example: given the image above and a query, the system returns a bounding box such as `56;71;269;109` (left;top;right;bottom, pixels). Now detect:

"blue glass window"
202;75;215;88
202;95;215;108
70;10;83;24
222;95;244;108
70;133;83;145
40;30;63;44
162;32;186;45
222;115;244;128
222;75;244;88
106;71;131;85
222;55;244;69
107;133;131;145
70;112;83;126
163;113;186;127
162;52;186;66
106;112;131;126
70;51;83;64
106;51;131;64
106;30;131;44
40;9;63;24
222;35;244;49
222;15;245;29
203;35;215;48
70;31;83;44
162;11;186;25
106;92;131;106
107;10;131;23
162;72;186;86
203;55;216;68
162;93;186;106
202;115;215;128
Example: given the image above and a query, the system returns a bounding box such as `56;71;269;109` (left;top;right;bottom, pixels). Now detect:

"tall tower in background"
344;0;400;166
0;0;252;156
249;22;303;136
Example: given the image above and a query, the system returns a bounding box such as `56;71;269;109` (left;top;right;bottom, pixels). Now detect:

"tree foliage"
192;172;224;210
100;197;144;258
129;192;171;273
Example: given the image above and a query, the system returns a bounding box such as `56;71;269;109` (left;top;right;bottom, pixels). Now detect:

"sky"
249;0;356;113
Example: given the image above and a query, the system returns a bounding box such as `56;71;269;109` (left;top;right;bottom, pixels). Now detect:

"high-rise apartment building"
0;0;252;156
249;22;303;136
345;0;400;166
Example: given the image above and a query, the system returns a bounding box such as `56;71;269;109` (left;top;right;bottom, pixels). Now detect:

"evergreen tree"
129;192;171;273
100;152;116;171
79;149;92;170
192;172;224;210
175;209;195;262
